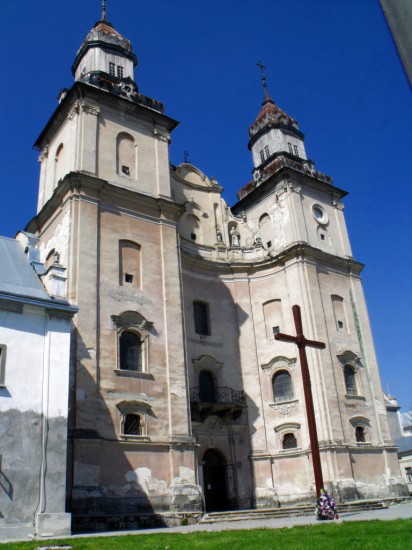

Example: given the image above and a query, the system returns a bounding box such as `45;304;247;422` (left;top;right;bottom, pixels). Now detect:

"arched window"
124;414;142;435
282;433;297;449
55;143;64;185
199;370;215;403
186;214;201;242
332;295;346;331
119;240;141;287
272;370;293;402
263;299;283;339
355;426;366;443
119;331;142;371
116;132;136;179
344;365;357;395
259;213;272;249
45;248;59;269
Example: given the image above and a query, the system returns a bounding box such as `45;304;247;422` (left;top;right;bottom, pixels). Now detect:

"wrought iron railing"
190;386;246;408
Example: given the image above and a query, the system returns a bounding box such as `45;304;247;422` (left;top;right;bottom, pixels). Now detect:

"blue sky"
1;1;411;410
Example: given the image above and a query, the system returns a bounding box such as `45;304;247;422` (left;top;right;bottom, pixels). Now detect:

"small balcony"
190;386;247;421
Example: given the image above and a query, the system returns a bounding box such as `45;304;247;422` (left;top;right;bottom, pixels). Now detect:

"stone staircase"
198;497;411;524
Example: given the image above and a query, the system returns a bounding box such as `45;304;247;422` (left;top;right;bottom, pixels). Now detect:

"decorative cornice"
38;145;48;163
80;101;100;116
261;355;297;377
153;128;171;143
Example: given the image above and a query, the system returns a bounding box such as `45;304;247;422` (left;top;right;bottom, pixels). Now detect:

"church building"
2;5;407;534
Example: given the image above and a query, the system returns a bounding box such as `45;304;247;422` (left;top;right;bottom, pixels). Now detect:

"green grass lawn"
1;520;412;549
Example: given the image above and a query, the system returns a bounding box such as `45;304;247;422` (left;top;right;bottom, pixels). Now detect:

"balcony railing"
190;386;246;420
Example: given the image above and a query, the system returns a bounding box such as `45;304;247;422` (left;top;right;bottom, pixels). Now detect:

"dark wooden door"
203;449;228;511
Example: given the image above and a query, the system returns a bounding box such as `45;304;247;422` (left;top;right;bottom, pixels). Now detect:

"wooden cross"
275;305;326;498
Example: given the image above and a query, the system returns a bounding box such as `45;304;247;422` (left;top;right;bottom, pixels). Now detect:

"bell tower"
35;3;177;212
249;63;307;180
27;3;202;528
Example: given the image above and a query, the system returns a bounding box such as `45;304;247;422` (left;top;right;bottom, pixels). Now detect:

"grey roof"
396;436;412;456
0;237;51;302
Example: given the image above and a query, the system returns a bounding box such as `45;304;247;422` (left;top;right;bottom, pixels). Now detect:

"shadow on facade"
66;329;165;533
185;271;264;512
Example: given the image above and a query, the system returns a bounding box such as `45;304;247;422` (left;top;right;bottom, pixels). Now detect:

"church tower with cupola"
28;3;203;528
20;3;406;533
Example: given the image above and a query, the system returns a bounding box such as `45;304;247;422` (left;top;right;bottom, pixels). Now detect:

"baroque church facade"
15;10;407;529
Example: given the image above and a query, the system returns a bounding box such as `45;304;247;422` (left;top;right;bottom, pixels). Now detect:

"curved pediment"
174;163;220;189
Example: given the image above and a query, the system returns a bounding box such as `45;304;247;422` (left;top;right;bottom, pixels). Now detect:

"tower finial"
256;60;272;103
102;0;107;21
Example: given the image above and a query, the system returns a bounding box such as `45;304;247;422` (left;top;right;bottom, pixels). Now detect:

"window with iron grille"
199;370;215;403
355;426;366;442
288;142;293;154
264;145;270;159
344;365;357;395
120;331;142;371
272;370;293;402
117;65;124;78
260;150;265;164
283;433;297;449
109;62;116;76
193;301;210;335
405;467;412;483
124;414;141;435
293;144;299;156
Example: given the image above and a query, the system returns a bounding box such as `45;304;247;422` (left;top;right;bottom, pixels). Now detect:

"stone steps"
198;499;397;524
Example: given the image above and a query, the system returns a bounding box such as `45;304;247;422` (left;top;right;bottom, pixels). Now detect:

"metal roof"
0;237;52;302
396;436;412;456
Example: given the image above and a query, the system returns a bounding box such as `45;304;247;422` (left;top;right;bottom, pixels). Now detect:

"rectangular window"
264;145;270;159
0;345;6;387
260;150;265;164
267;240;272;248
121;165;130;175
125;273;133;283
293;144;299;156
288;142;293;154
191;233;196;241
337;320;344;330
117;65;124;78
406;467;412;483
193;301;210;335
109;62;116;76
272;326;280;336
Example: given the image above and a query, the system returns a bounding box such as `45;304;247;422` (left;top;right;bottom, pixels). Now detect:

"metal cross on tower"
274;304;326;498
102;0;107;21
256;60;271;102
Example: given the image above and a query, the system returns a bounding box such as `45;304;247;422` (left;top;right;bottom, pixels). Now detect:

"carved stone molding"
333;200;345;211
111;310;153;334
80;101;100;116
261;356;297;377
336;349;363;370
274;421;300;433
193;354;223;375
68;100;80;120
38;145;48;162
269;399;298;415
153;128;171;143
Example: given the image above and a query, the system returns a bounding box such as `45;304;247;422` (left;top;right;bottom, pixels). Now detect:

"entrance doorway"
203;449;229;512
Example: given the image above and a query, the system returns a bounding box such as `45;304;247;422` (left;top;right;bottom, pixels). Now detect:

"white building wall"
252;129;307;167
74;48;134;81
0;303;72;539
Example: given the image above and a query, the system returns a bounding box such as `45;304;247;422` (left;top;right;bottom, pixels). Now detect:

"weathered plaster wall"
0;305;72;539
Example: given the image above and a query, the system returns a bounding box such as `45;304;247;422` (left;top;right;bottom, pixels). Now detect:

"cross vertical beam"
275;305;326;498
